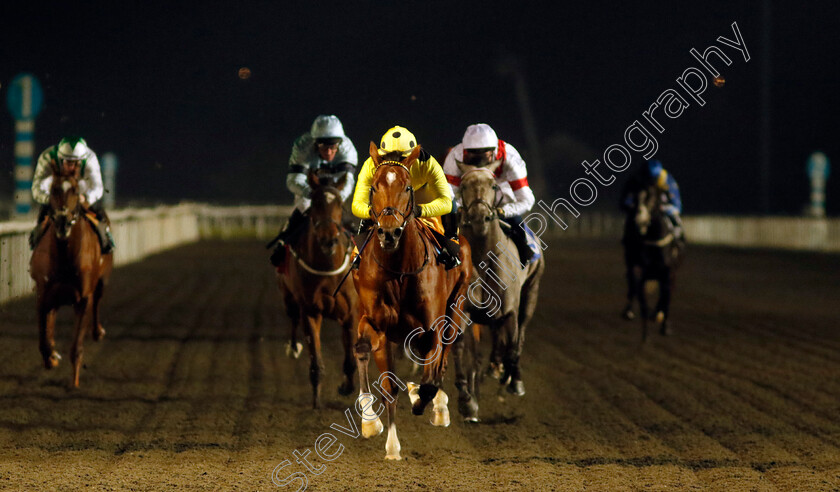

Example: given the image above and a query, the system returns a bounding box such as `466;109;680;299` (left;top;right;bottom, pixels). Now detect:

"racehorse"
622;184;684;341
29;160;113;388
277;172;358;409
353;142;472;460
457;162;544;413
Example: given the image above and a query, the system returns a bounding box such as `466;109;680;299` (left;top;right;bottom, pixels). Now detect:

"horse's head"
48;161;83;240
368;141;421;252
307;171;349;255
634;185;664;238
457;160;502;237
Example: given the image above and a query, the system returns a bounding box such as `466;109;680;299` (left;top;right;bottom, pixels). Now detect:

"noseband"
460;169;502;225
369;161;417;229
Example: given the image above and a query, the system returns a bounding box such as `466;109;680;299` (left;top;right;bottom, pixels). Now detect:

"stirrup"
438;248;461;270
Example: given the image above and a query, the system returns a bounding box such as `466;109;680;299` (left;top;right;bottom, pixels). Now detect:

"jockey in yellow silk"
351;126;460;269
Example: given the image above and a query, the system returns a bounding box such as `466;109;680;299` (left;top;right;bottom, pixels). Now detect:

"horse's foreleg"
636;266;649;343
453;330;479;422
283;290;303;359
37;295;60;369
70;296;93;388
355;316;383;439
657;269;673;336
92;278;106;341
501;313;525;396
302;311;324;409
337;311;357;396
372;340;401;460
486;321;504;379
622;260;637;320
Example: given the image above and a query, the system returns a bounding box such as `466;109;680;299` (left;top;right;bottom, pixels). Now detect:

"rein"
460;172;503;225
288;216;354;277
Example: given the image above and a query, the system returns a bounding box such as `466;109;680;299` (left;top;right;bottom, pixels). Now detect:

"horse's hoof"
507;379;525;396
361;417;384;438
655;311;665;324
337;382;354;396
93;325;106;341
44;351;61;369
486;363;503;380
458;397;480;422
621;307;636;321
463;416;481;423
431;408;451;427
285;341;303;359
384;454;402;461
660;325;673;336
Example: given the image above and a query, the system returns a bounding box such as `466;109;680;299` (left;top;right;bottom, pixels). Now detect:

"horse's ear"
485;159;502;174
369;141;381;168
403;145;422;169
456;160;474;174
307;170;320;189
335;172;348;191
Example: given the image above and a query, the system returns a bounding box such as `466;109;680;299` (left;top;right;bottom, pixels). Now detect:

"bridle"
460;168;503;226
368;161;416;230
366;161;430;279
49;176;83;237
288;186;354;276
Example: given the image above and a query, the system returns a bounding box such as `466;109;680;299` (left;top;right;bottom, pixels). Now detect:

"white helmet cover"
310;115;346;140
57;137;90;160
462;123;498;151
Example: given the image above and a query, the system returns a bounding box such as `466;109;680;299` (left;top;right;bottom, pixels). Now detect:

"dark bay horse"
29;161;113;388
457;162;544;417
353;143;472;460
277;172;358;409
622;185;684;341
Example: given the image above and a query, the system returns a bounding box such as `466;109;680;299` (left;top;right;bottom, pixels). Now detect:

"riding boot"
270;209;306;267
95;221;115;254
509;223;535;266
430;228;461;270
29;204;51;250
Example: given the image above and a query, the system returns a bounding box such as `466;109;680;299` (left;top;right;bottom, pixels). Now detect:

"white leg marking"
384;423;401;460
359;393;384;438
407;382;420;406
285;340;304;359
431;389;450;427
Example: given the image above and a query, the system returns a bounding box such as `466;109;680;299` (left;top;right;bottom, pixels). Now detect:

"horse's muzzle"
377;226;403;252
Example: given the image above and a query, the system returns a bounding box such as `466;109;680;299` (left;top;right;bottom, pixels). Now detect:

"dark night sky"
1;0;839;215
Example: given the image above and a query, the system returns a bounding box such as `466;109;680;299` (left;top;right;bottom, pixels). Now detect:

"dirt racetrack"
0;238;839;491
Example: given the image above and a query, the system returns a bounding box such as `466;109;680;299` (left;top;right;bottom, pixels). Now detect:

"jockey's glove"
496;207;506;219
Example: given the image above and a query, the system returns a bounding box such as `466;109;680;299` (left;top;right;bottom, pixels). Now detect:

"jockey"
351;125;461;270
442;123;538;264
270;115;358;266
620;158;684;240
29;137;114;253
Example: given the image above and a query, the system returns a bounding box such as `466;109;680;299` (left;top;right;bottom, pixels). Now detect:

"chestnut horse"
29;161;113;388
277;172;358;409
353;143;472;460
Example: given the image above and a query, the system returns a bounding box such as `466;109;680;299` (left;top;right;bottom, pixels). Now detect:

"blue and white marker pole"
6;74;44;217
102;152;118;209
806;152;831;218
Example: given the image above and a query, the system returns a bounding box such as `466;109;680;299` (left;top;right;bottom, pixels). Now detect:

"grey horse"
454;161;545;421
